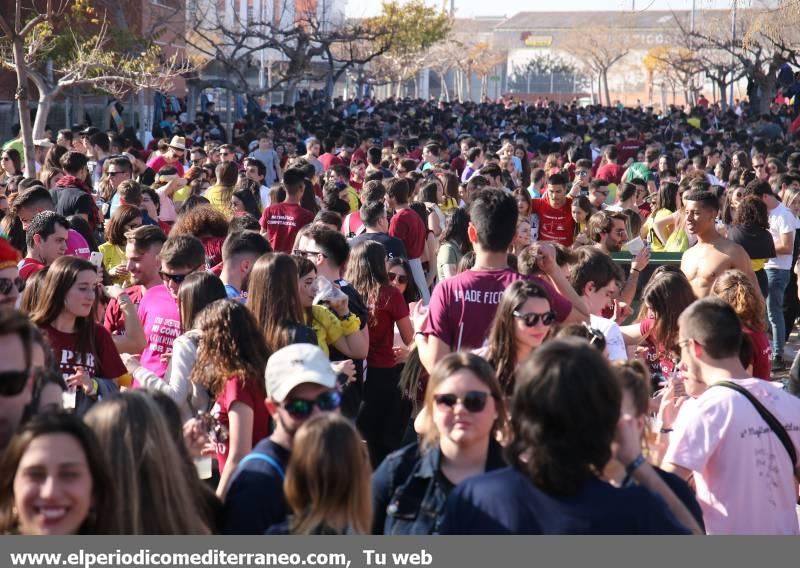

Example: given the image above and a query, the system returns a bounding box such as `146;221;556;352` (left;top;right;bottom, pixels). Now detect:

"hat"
79;127;99;137
265;344;336;403
34;138;53;148
0;237;20;270
168;136;186;152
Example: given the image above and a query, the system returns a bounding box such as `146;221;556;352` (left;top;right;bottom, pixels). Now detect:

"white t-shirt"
589;314;627;362
765;202;796;271
259;185;271;210
664;378;800;535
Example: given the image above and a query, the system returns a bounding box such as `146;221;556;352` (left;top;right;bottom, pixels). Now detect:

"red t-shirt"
19;257;46;281
368;285;410;368
213;375;270;472
103;285;146;336
423;268;572;351
595;163;625;185
259;202;315;253
617;139;641;164
389;207;426;259
530;198;575;246
450;157;466;177
42;324;127;381
318;153;343;172
638;317;677;380
743;326;771;381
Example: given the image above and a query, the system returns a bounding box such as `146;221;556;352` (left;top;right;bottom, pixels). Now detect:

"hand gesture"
330;359;356;384
65;366;92;393
121;353;141;373
656;380;687;431
532;242;557;275
109;265;130;279
631;246;651;272
613;300;633;324
410;301;429;333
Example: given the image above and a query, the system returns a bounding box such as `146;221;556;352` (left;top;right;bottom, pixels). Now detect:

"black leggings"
357;365;412;469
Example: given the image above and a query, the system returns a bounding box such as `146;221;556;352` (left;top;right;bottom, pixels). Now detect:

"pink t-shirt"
664;379;800;535
147;155;184;177
66;229;91;259
137;284;180;379
422;268;572;351
157;188;177;223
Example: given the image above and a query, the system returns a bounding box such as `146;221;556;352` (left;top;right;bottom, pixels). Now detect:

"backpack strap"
239;452;285;480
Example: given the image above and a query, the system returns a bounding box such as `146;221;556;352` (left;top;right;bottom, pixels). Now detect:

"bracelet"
87;379;99;397
631;268;641;274
624;454;646;478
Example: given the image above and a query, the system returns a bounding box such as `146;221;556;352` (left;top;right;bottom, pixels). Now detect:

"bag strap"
713;381;798;469
238;452;285;480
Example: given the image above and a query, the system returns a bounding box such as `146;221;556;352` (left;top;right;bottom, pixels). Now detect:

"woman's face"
514;297;553;350
387;264;408;295
64;270;97;319
516;198;530;216
658;156;668;172
730;188;744;209
231;196;245;214
515;148;526;160
298;270;317;308
515;222;532;247
714;162;725;180
141;194;158;218
732;154;740;169
572;203;588;224
432;369;497;449
1;153;15;175
13;433;93;535
124;217;142;233
789;196;800;218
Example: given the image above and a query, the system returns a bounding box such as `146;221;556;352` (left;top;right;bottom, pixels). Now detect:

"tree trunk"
602;70;610;109
11;36;36;176
439;72;449;102
758;73;777;115
646;68;653;105
32;92;55;140
715;79;728;111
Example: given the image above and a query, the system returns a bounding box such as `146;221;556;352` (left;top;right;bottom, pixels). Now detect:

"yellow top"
98;242;128;285
204;184;233;216
308;304;360;357
173;184;192;204
440;196;459;213
345;186;360;213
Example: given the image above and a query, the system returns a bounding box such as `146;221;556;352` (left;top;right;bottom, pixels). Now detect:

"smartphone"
672;370;686;398
89;252;103;270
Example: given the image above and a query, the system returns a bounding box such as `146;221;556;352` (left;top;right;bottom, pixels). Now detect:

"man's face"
271;383;337;438
0;333;32;450
706;152;719;168
308;142;320;157
125;242;161;286
159;261;198;299
603;219;628;252
296;236;326;269
684;200;713;235
584;279;619;316
56;134;71;149
575;166;591;186
37;225;69;265
245;165;263;184
17;206;45;232
259;138;272;151
753;157;768;180
219;148;235;162
107;165;131;190
547;183;567;208
190;151;204;165
677;335;708;398
460;142;470;157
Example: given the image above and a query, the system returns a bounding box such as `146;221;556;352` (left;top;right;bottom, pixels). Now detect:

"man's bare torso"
681;239;741;298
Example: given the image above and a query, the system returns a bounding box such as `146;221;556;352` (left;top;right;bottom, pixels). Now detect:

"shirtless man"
680;190;759;298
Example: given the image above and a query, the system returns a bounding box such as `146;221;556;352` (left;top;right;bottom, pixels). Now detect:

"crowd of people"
0;93;799;535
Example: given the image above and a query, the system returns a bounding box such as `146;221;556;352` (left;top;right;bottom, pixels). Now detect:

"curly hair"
506;338;620;497
711;269;767;333
190;299;269;399
171;204;229;239
733;195;769;229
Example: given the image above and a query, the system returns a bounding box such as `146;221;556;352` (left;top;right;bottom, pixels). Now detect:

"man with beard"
589;210;629;255
219;230;271;302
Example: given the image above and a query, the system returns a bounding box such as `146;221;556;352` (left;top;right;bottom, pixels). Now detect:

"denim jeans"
766;268;791;357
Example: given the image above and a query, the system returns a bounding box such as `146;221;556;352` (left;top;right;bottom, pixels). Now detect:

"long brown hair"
104;204;141;247
343;240;388;327
284;414;372;535
247;253;307;352
178;272;227;331
638;270;696;352
485;279;552;396
191;299;269;399
0;412;117;534
29;256;98;358
84;393;210;534
711;269;767;333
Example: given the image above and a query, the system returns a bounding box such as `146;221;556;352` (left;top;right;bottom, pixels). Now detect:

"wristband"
624;454;646;478
631;268;641;274
87;379;99;397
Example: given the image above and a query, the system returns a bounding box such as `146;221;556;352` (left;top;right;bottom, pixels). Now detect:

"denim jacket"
371;439;506;535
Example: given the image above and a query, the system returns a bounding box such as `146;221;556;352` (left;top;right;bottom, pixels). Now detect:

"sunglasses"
107;170;128;177
387;272;408;285
282;390;341;419
513;310;556;327
159;267;199;284
0;370;29;397
433;391;490;413
293;249;327;259
0;277;24;295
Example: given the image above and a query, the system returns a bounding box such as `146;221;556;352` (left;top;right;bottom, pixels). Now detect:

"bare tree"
562;23;632;106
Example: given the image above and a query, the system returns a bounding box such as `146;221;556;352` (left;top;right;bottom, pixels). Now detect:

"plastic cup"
194;456;212;479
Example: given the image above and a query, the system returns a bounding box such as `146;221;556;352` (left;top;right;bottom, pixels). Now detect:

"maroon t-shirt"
530;198;575;247
389;207;426;259
423;268;572;351
42;324;127;380
743;326;771;381
595;163;625;185
318;153;343;172
259;202;315;253
368;285;410;368
19;257;46;281
103;285;146;336
212;375;270;472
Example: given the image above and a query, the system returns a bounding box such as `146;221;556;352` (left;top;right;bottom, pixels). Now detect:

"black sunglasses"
433;391;489;413
513;310;556;327
159;267;199;284
387;272;408;285
0;277;24;295
0;370;29;397
293;249;328;259
282;390;341;419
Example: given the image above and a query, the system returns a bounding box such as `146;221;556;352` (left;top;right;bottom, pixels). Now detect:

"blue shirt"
224;283;244;302
441;467;690;535
222;438;290;534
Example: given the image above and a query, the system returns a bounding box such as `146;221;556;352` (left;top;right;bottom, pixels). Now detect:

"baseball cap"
265;344;336;403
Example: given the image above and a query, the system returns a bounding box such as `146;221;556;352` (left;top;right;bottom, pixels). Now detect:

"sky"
344;0;759;19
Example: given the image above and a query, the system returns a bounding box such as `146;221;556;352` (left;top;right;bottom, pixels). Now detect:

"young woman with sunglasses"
30;256;132;415
481;279;555;397
0;412;116;535
371;352;508;535
345;240;414;467
190;299;271;498
1;149;22;184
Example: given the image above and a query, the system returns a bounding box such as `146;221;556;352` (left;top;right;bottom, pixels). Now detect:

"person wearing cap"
0;237;22;310
147;136;186;177
222;343;341;535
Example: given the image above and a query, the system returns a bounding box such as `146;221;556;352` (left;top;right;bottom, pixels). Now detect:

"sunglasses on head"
387;272;408;285
0;370;29;397
282;390;341;419
0;277;24;295
433;390;489;413
513;310;556;327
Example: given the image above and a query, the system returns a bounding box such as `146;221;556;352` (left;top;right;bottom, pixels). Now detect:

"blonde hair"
84;393;211;534
284;414;372;535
